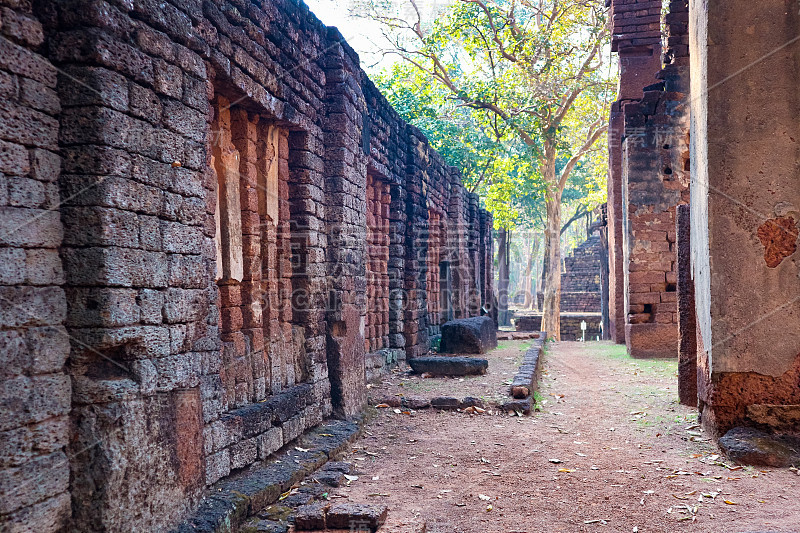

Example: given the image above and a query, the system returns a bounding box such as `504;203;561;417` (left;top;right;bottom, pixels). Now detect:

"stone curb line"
502;332;547;415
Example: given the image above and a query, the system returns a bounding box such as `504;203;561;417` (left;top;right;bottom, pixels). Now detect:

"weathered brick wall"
0;2;71;529
1;0;492;530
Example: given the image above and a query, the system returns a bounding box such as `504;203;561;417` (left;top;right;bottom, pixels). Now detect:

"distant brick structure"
0;1;493;530
560;235;602;313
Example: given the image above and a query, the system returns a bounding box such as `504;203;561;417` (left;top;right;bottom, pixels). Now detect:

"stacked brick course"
0;0;493;531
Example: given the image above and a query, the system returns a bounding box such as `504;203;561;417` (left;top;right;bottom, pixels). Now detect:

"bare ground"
329;340;800;532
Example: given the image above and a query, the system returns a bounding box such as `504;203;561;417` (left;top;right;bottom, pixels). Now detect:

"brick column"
608;0;664;344
322;30;367;418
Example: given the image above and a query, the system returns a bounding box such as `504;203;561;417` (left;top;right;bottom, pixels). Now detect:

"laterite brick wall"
0;0;493;530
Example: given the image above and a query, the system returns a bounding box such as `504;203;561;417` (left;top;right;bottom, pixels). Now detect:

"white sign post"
580;320;587;343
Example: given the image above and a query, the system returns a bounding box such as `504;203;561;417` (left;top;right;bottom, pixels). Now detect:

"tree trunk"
497;227;511;327
541;147;562;340
540;229;549;304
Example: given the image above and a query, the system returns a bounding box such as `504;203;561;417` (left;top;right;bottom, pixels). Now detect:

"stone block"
258;427;284;459
0;286;67;328
24;248;64;286
230;437;258;470
408;356;488;376
205;448;230;485
430;396;462;410
281;414;304;444
294;502;328;530
439;316;497;354
0;450;69;515
0;207;62;248
326;503;388;530
746;404;800;432
0;139;29;175
501;398;533;415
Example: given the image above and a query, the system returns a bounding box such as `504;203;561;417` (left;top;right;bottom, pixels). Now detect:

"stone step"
173;420;363;533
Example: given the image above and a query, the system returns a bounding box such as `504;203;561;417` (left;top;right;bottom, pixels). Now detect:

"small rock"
322;461;355;474
461;396;484;408
511;385;530;399
377;397;401;408
312;470;346;487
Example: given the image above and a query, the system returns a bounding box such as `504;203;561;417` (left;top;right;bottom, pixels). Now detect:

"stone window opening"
439;260;453;324
426;208;447;334
365;173;390;353
211;93;299;404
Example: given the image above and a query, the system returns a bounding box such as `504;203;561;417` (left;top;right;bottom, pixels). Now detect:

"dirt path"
330;341;800;532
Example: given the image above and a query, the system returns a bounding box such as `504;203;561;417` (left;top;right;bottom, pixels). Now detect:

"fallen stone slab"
408;356;488;376
719;427;800;467
440;316;497;354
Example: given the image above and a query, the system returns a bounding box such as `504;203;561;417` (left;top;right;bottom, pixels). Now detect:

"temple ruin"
2;0;800;530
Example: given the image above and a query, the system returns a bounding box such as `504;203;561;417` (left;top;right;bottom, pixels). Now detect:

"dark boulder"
440;316;497;354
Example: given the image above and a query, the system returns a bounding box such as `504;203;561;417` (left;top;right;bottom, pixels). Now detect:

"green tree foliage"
361;0;615;338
